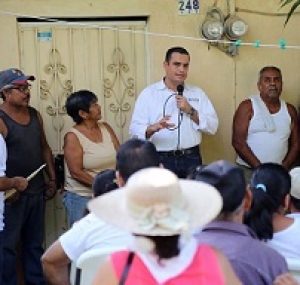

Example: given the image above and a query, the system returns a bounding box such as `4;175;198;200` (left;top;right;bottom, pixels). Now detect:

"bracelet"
187;107;196;117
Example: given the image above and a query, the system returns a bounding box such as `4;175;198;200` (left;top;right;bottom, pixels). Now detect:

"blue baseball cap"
0;68;35;92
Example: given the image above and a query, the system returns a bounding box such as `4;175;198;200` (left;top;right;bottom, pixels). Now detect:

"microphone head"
177;84;184;95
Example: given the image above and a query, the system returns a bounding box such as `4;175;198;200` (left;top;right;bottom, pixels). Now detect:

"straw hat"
88;167;222;236
290;167;300;199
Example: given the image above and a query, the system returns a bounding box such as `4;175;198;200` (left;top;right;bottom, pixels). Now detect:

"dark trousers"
2;193;46;285
159;151;202;178
0;231;3;283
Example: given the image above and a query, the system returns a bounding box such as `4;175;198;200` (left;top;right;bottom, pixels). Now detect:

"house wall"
1;0;300;163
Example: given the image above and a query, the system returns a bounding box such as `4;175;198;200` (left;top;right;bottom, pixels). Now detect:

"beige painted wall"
1;0;300;164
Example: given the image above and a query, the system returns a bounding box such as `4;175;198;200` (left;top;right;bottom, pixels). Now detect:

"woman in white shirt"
244;163;300;259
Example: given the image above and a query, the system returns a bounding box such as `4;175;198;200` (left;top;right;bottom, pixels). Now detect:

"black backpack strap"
119;251;135;285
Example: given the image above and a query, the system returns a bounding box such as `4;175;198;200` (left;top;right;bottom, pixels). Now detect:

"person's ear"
2;89;10;99
116;171;125;187
243;186;253;211
283;194;290;209
163;60;169;70
257;82;262;91
78;109;87;120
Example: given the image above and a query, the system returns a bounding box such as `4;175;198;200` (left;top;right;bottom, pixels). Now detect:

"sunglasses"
10;85;32;93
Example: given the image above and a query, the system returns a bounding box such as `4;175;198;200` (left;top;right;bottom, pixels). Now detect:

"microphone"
177;84;184;96
176;85;184;117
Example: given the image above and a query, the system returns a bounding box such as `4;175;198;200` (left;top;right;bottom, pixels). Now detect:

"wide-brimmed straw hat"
88;167;222;236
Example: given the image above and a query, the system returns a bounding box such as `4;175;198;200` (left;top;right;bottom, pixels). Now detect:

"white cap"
289;167;300;199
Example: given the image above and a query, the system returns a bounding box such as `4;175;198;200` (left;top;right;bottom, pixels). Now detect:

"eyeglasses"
10;85;32;93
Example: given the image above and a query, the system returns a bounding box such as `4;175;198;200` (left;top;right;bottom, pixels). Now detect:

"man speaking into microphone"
129;46;218;178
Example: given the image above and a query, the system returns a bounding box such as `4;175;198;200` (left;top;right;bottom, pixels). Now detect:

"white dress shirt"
129;80;218;151
59;213;132;261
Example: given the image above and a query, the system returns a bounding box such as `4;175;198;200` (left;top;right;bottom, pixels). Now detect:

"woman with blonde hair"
89;167;241;285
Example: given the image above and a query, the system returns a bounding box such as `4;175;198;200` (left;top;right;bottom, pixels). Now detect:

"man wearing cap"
289;167;300;216
193;160;289;285
0;68;57;285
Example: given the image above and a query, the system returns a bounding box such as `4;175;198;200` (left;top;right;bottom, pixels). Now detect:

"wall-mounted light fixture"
201;7;248;56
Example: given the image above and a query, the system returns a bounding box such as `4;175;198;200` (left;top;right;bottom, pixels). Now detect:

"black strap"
119;251;135;285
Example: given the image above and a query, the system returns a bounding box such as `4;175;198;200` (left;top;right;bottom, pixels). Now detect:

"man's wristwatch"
187;107;196;117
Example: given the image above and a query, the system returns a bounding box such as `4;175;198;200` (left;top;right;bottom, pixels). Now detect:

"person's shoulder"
28;106;39;115
238;97;252;106
28;106;37;111
185;83;205;94
285;101;297;114
235;98;252;113
87;212;106;224
76;213;111;233
60;213;103;239
28;106;43;121
110;250;132;270
100;121;114;131
251;237;287;262
64;129;79;141
141;80;164;93
288;213;300;219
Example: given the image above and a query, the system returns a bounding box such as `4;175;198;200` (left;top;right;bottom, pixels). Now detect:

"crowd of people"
0;44;299;284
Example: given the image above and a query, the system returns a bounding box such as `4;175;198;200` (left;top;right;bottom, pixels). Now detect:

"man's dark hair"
65;89;98;123
116;138;159;182
165;47;190;63
83;169;118;216
92;169;118;198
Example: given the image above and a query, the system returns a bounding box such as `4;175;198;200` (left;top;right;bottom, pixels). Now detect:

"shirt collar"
286;213;300;218
157;78;191;92
137;237;198;284
200;221;258;239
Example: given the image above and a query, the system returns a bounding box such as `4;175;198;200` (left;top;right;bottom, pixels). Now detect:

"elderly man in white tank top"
232;66;298;180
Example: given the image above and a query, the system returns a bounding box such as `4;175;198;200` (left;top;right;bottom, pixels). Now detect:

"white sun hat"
88;167;222;236
290;167;300;199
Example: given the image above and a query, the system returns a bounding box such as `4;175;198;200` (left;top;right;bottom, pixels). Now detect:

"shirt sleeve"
59;216;92;261
0;135;7;177
195;89;218;135
129;89;150;140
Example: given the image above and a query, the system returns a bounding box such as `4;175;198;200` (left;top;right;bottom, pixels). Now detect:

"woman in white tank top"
63;90;120;226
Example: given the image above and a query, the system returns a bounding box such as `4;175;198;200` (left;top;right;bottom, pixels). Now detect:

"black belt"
158;145;199;157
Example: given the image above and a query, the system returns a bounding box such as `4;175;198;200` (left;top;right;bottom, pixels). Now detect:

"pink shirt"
111;245;225;284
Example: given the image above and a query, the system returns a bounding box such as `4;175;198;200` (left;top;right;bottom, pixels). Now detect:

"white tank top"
237;96;291;167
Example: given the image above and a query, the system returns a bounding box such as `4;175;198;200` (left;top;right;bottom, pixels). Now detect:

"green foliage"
280;0;300;25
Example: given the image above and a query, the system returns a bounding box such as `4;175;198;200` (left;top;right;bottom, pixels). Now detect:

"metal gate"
18;19;148;245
